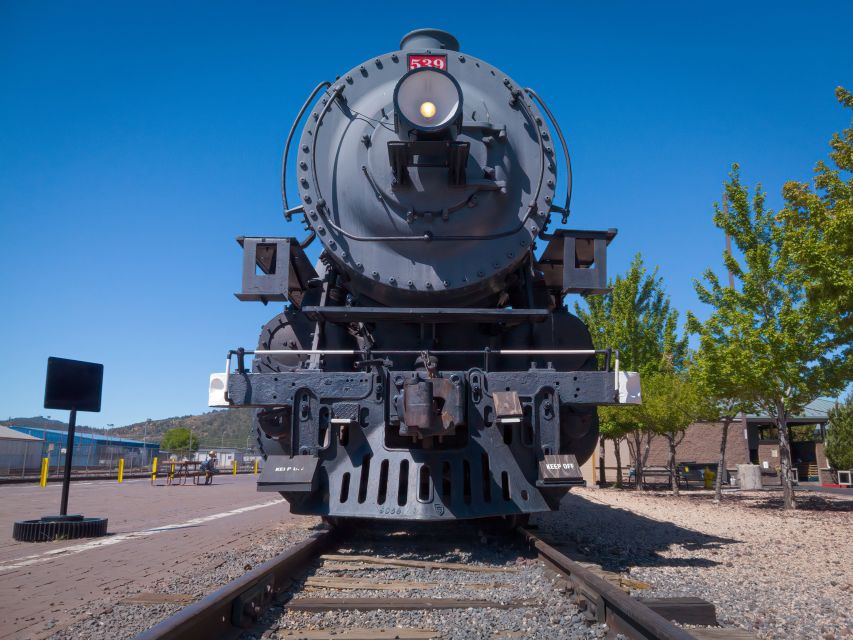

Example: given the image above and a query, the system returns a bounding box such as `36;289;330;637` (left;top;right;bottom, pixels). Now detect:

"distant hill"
109;410;255;448
1;410;255;449
0;416;101;434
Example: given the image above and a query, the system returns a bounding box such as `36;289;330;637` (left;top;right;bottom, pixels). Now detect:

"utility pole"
144;419;151;465
105;424;114;470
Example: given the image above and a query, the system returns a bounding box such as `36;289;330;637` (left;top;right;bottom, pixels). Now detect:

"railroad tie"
319;554;516;573
277;630;439;640
285;597;538;611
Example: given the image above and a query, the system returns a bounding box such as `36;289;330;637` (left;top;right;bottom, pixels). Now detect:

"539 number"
409;55;446;70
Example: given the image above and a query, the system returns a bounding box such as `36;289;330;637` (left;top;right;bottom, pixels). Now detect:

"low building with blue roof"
8;426;159;471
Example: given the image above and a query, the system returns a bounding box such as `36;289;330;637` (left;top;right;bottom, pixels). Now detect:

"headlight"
393;67;462;133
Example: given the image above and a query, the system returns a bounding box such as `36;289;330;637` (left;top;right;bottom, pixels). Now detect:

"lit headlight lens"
394;68;462;133
419;101;437;119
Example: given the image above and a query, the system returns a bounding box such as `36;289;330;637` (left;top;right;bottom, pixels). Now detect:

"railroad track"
133;522;754;640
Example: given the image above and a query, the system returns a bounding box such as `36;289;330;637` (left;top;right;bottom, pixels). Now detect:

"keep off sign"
409;55;446;70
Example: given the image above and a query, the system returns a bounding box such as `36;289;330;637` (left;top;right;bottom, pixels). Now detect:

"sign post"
12;357;109;542
59;409;78;515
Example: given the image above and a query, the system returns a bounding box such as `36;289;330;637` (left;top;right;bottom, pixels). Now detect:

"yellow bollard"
151;457;158;484
232;460;237;475
40;457;49;487
118;458;125;483
253;459;259;475
703;466;715;490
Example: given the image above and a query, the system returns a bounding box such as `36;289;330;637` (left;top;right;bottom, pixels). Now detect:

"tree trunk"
630;430;645;490
614;438;623;488
598;437;606;486
667;435;679;496
714;418;732;504
775;400;796;510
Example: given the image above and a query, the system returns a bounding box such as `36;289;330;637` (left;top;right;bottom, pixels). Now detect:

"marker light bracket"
388;139;470;186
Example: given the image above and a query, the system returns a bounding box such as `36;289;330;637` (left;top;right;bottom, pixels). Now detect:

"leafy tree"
598;408;632;487
777;87;853;346
637;367;715;496
691;165;850;510
826;395;853;472
576;254;687;489
159;427;200;454
689;343;755;504
789;424;821;442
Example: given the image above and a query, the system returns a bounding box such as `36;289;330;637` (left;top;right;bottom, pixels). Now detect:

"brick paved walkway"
0;474;300;639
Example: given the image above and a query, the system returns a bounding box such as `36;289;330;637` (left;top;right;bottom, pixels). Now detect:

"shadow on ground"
663;490;853;513
739;493;853;512
531;493;739;573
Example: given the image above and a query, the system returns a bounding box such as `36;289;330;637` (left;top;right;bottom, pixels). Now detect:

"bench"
626;467;688;489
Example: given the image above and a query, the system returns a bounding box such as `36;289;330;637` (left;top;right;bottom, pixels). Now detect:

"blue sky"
1;1;850;427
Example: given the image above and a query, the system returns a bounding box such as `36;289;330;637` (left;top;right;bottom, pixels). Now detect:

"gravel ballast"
48;517;322;640
247;522;608;640
533;488;853;640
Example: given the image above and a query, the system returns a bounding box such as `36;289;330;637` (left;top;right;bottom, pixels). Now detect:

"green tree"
576;254;687;489
826;395;853;472
159;427;200;454
691;166;850;510
598;408;633;487
637;367;715;496
777;87;853;345
688;342;755;504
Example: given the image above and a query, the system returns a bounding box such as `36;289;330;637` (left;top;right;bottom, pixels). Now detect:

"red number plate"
408;54;447;71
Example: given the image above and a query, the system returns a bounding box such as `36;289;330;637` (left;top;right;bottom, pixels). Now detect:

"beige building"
589;400;832;487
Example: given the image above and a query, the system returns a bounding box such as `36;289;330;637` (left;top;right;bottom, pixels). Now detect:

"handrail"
524;87;573;223
281;81;332;221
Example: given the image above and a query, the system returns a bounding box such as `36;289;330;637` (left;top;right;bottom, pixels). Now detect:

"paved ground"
0;474;302;640
797;482;853;496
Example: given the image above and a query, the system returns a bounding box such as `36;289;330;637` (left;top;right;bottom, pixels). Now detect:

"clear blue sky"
1;1;850;427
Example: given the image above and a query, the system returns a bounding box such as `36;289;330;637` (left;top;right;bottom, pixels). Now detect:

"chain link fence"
0;435;159;481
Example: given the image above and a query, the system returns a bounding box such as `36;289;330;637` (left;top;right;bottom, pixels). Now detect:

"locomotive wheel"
254;309;312;373
253;309;313;461
562;411;601;465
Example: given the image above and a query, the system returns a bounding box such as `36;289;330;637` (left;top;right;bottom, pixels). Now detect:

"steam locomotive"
209;29;640;522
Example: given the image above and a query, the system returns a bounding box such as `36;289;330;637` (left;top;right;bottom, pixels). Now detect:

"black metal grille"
13;517;108;542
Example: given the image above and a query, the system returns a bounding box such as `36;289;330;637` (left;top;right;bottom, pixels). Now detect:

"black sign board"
538;454;585;486
258;455;319;493
44;357;104;412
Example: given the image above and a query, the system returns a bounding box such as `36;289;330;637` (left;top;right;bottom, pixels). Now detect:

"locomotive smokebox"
400;28;460;52
294;30;559;306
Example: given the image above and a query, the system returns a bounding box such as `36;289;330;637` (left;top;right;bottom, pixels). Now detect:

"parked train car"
209;29;640;522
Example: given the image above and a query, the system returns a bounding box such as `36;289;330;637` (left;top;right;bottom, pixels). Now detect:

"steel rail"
132;528;337;640
132;523;705;640
519;528;697;640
